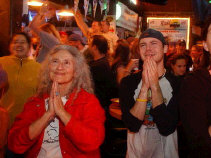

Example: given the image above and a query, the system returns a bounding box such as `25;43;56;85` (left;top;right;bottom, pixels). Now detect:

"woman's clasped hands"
46;80;65;121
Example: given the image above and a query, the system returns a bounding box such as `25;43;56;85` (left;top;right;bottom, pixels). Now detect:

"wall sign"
147;17;190;49
116;2;139;32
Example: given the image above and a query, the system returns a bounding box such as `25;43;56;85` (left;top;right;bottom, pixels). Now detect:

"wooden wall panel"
141;0;193;13
0;0;10;56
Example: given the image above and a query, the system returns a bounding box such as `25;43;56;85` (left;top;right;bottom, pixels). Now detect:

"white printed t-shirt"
37;97;67;158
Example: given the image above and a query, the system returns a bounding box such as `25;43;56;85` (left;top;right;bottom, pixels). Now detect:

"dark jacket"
89;57;118;109
179;68;211;158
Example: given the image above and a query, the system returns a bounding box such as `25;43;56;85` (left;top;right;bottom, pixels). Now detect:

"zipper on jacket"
20;58;23;67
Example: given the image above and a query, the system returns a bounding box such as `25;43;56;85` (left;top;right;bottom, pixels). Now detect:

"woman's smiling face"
49;50;75;85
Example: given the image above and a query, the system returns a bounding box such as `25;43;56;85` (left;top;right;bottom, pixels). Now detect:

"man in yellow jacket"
0;32;40;128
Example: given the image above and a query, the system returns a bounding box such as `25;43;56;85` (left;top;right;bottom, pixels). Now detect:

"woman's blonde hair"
37;45;94;98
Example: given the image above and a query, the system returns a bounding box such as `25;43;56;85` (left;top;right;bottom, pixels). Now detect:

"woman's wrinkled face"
171;59;187;76
9;34;30;58
49;50;74;85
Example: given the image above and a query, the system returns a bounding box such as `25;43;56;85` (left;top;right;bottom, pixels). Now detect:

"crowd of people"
0;7;210;158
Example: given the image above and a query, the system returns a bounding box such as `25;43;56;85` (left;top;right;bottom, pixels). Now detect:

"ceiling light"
56;11;74;16
56;5;74;17
27;0;43;6
130;0;137;5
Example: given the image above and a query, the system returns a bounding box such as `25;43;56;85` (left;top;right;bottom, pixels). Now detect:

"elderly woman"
8;45;105;158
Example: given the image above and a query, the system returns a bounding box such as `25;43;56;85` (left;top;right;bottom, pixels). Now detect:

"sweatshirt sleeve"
119;73;144;132
39;31;60;49
63;95;106;152
150;94;178;136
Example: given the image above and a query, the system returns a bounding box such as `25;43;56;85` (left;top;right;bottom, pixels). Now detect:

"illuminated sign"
116;2;139;32
147;17;190;49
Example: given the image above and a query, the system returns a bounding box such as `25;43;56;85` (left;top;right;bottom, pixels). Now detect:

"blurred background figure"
111;40;139;85
173;40;193;73
130;38;140;59
29;33;40;59
68;33;93;64
126;36;136;46
190;45;203;60
190;45;204;70
89;35;117;109
166;53;190;158
130;38;143;71
166;53;188;95
197;51;210;69
0;32;40;157
166;42;177;56
0;32;40;128
74;10;102;45
59;31;69;44
29;12;61;63
167;53;188;77
68;33;88;54
101;20;119;56
176;39;186;54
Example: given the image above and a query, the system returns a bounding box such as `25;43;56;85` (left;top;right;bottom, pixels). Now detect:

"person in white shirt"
101;20;119;55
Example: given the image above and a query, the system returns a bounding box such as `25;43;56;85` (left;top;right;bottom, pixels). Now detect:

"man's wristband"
136;98;148;102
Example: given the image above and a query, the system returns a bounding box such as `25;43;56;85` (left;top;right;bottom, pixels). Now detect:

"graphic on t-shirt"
143;90;155;127
43;119;59;144
43;99;59;144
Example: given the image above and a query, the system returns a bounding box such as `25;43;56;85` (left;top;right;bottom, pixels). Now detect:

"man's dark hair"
202;16;211;41
92;35;108;55
9;32;31;45
139;28;166;46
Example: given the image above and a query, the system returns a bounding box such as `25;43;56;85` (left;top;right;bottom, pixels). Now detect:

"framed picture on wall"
147;17;190;49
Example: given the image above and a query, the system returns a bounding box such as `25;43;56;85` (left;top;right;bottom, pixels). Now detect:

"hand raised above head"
29;13;45;30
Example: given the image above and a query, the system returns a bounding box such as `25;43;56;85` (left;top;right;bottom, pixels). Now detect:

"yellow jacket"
0;56;40;127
